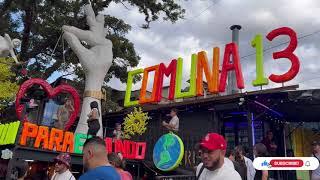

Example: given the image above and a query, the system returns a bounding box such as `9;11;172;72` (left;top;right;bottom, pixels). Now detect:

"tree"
0;58;18;110
0;0;185;86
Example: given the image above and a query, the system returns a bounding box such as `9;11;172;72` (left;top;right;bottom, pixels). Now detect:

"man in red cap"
51;153;75;180
196;133;241;180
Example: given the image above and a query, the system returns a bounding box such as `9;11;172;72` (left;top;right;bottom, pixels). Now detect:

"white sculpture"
63;4;113;137
0;33;21;64
1;149;13;159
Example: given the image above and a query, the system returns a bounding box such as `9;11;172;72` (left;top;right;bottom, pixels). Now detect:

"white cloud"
105;0;320;92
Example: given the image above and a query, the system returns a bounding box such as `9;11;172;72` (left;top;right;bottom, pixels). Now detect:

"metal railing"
155;175;196;180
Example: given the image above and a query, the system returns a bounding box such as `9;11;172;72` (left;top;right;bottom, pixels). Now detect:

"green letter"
7;121;20;144
124;69;144;107
74;133;91;154
252;34;269;86
175;54;197;98
0;124;9;145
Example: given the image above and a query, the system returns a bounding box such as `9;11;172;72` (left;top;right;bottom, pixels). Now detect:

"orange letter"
34;126;49;149
20;122;38;146
139;65;160;104
62;132;74;153
197;47;220;96
48;128;64;151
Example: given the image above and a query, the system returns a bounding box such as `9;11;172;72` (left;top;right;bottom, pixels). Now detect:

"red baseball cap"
200;133;227;151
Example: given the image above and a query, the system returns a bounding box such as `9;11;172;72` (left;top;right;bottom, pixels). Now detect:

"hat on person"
312;140;320;146
200;133;227;151
54;153;71;167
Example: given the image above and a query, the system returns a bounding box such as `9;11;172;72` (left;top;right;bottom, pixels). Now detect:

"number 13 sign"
252;27;300;86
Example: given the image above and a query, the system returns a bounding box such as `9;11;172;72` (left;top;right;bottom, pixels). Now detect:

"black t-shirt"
255;170;264;180
233;160;247;180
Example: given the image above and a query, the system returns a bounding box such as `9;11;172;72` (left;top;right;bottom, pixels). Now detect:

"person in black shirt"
226;149;247;180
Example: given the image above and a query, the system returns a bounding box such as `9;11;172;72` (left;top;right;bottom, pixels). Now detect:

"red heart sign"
15;78;80;131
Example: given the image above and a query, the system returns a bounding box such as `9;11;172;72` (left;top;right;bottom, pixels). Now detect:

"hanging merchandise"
1;149;13;160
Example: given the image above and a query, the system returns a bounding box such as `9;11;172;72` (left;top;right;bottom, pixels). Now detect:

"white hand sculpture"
63;4;113;90
0;33;21;64
63;4;113;136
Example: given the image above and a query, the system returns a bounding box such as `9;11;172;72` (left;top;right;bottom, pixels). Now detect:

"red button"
270;159;304;167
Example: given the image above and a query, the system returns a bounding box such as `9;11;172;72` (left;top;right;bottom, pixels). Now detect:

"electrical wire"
240;29;320;60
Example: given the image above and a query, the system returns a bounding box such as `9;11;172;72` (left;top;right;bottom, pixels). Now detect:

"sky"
70;0;320;92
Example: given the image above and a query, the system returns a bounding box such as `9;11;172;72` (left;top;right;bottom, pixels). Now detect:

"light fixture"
254;100;283;117
25;159;34;162
238;98;245;105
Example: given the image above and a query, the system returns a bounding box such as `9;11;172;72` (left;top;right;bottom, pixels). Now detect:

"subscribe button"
253;157;320;170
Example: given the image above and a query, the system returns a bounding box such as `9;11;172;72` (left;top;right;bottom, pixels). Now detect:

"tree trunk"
20;4;34;62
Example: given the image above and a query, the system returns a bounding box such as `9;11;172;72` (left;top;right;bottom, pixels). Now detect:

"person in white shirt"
224;156;235;169
196;133;241;180
51;153;75;180
162;108;179;132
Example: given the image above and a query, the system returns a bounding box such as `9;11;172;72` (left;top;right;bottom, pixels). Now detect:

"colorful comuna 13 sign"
124;27;300;107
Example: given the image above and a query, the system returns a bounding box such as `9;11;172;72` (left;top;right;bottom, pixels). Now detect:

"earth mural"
153;133;184;171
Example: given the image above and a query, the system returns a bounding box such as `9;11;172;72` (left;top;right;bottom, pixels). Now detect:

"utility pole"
227;25;242;95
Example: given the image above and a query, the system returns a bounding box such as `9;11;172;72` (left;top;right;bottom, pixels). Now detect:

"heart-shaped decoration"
15;78;80;131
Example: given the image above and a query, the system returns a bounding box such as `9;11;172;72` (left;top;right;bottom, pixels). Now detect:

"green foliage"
0;58;18;110
0;0;185;86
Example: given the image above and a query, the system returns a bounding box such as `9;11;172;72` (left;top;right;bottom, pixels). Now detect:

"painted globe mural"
153;133;184;171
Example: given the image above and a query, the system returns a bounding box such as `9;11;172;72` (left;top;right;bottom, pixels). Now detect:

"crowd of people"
11;137;132;180
9;106;320;180
9;131;320;180
196;132;320;180
195;132;270;180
